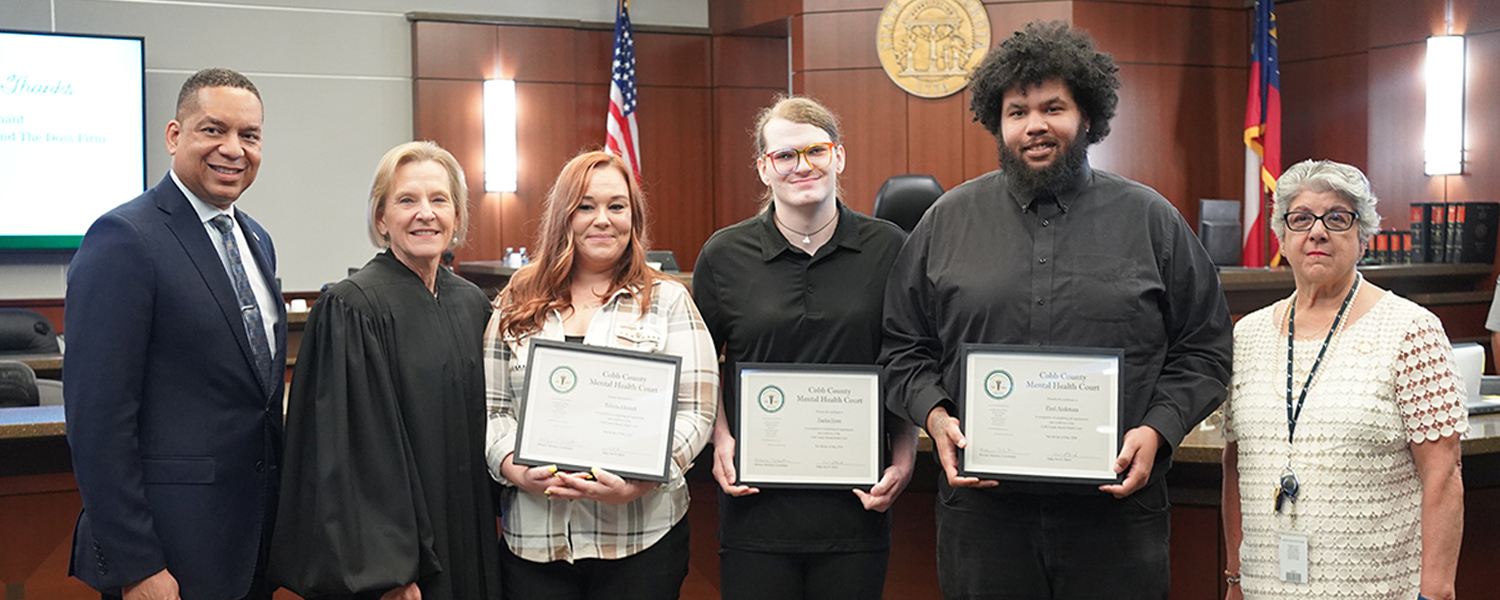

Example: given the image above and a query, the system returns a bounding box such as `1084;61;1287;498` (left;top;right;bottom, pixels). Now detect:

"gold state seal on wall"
877;0;991;99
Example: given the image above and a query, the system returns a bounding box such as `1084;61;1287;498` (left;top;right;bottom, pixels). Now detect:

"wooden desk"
457;262;1492;339
0;406;65;440
1222;264;1498;362
454;260;518;293
10;353;62;380
7;312;308;381
1217;263;1493;315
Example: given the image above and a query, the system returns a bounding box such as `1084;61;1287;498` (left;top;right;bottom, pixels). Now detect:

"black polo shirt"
693;201;905;552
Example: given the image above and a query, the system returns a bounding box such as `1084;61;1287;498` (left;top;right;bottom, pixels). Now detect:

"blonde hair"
752;95;841;158
366;141;470;248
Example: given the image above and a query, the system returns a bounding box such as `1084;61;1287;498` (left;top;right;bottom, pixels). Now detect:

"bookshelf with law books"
1220;201;1500;349
1402;201;1500;265
1359;202;1499;265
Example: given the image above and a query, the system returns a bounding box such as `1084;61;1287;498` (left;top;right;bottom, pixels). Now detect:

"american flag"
606;0;641;177
1242;0;1281;267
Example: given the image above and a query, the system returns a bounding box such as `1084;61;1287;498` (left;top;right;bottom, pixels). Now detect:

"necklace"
774;210;837;245
1275;273;1360;515
1285;273;1360;443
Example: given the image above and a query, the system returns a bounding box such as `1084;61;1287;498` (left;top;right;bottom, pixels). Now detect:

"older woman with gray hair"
1220;159;1467;600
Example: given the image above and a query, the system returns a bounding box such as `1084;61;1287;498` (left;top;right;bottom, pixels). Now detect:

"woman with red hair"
482;150;717;600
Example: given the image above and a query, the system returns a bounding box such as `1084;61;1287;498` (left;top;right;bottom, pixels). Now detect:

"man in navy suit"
65;68;285;600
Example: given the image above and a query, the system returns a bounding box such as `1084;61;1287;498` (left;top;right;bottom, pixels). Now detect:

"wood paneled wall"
711;35;790;227
412;19;752;270
1281;0;1500;248
1273;0;1500;354
1269;0;1500;349
417;0;1259;263
0;474;94;599
777;0;1249;226
419;1;1499;273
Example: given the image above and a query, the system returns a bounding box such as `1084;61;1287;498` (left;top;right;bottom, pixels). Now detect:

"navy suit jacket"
64;173;287;600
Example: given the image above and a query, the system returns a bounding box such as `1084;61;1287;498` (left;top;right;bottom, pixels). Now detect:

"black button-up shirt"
880;164;1232;492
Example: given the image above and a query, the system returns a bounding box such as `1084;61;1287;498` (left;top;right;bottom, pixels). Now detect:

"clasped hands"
500;452;657;504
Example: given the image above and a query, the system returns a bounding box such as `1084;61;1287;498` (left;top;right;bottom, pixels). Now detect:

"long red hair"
495;151;664;338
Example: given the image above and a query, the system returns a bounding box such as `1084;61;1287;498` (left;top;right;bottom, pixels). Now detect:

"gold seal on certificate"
512;339;682;482
735;364;884;488
959;345;1123;484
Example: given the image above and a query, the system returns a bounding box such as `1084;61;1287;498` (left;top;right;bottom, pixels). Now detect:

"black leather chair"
0;308;60;355
0;360;40;407
873;174;945;233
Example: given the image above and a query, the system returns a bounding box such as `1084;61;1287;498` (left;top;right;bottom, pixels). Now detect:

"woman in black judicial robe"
269;142;501;600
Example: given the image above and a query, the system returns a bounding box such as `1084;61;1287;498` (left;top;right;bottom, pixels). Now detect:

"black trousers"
718;547;889;600
499;518;689;600
935;482;1171;600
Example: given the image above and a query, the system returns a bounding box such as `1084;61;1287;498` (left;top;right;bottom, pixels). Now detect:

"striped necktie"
210;215;275;394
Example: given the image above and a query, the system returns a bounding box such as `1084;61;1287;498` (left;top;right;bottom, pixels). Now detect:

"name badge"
1277;533;1309;584
616;327;662;346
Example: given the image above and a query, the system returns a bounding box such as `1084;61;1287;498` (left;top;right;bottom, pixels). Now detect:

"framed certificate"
734;363;884;489
513;339;681;482
958;345;1123;485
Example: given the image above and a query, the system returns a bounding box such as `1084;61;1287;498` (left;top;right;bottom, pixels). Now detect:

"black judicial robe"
269;250;500;600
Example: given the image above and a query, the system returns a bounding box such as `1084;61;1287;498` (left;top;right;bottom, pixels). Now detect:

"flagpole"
1245;149;1262;266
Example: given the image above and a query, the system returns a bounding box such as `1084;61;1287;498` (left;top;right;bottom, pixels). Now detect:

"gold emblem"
877;0;991;99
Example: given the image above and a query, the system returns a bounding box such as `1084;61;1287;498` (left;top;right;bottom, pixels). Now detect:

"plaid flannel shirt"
483;278;717;563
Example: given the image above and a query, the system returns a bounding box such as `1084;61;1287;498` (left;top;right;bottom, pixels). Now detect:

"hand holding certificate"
958;345;1123;485
512;340;682;482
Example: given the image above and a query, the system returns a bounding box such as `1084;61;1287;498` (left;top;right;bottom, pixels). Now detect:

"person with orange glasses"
693;96;918;600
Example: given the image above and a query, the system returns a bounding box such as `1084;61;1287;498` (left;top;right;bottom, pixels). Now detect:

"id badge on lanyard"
1277;532;1309;584
1274;277;1358;585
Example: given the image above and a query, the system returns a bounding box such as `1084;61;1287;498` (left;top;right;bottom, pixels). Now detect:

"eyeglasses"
1284;210;1359;232
762;143;836;175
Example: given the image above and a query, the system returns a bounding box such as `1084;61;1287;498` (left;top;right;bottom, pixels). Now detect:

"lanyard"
1285;275;1360;444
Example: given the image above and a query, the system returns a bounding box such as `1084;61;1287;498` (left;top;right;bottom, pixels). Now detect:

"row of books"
1408;202;1499;263
1367;231;1413;264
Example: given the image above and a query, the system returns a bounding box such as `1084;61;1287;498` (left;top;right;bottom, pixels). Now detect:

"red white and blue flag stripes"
1243;0;1282;267
605;0;641;177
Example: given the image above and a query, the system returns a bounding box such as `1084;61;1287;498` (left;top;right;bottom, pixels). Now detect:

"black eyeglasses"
1284;210;1358;232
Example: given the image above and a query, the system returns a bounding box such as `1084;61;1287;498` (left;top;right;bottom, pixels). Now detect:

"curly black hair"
968;21;1120;145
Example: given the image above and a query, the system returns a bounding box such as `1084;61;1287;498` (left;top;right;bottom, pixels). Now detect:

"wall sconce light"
484;79;517;192
1424;35;1465;176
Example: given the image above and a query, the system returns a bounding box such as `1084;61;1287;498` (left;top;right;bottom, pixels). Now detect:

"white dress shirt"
170;170;280;350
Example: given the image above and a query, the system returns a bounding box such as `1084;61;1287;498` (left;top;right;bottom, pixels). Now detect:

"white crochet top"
1223;292;1468;599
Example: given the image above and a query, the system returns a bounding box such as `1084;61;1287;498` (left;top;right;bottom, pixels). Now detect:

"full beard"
997;136;1089;199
